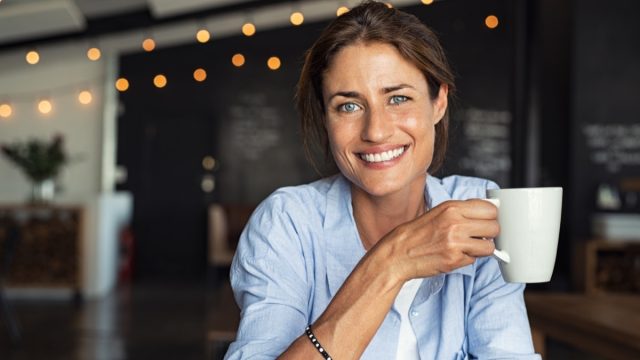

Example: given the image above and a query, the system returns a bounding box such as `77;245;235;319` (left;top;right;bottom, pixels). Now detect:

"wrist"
363;242;405;294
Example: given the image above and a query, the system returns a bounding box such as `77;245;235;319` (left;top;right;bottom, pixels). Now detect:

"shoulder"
234;175;339;261
429;175;500;200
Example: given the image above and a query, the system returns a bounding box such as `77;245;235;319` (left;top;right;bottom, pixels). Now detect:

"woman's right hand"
375;199;500;283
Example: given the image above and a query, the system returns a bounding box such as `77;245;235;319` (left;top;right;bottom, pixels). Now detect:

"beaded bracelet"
305;325;333;360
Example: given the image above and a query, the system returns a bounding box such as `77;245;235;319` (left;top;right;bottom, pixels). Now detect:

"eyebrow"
328;91;361;102
382;83;415;93
327;84;416;102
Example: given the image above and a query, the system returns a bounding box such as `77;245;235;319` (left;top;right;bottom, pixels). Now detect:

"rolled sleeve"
466;258;541;359
224;196;310;359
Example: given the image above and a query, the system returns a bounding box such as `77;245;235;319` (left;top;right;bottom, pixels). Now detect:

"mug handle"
483;198;511;264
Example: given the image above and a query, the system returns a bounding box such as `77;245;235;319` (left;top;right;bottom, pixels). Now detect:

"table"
525;292;640;359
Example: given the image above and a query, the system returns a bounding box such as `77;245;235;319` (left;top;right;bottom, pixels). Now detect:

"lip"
356;144;409;168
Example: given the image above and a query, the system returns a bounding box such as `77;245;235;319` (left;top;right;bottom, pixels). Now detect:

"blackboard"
449;107;512;187
582;123;640;173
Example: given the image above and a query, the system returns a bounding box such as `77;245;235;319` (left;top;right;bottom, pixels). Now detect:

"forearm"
279;246;402;360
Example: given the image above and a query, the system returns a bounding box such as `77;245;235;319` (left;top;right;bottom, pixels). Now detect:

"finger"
459;199;499;220
463;219;500;239
459;237;496;258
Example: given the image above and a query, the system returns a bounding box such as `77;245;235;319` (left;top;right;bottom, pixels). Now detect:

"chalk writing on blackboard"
583;123;640;173
225;93;282;161
456;108;512;184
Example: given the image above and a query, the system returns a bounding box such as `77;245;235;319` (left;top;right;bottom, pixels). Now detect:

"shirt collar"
324;175;365;296
324;174;474;297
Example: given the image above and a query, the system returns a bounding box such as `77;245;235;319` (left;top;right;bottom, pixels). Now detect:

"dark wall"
570;0;640;240
415;0;517;187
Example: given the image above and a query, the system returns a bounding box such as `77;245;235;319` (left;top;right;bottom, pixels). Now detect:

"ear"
433;84;449;125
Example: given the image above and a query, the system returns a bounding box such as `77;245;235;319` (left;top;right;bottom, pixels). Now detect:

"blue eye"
390;95;408;105
339;103;361;113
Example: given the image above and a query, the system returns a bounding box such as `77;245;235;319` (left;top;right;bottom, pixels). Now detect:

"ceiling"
0;0;270;48
0;0;423;54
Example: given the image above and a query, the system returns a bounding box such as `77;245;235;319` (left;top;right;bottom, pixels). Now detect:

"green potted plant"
1;134;70;203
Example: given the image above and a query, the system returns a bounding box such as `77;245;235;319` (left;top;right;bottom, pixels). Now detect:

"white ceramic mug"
484;187;563;283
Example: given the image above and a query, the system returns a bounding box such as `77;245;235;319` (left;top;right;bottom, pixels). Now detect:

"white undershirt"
393;278;423;360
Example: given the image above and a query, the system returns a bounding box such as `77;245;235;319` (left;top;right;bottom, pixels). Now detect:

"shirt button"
411;310;419;317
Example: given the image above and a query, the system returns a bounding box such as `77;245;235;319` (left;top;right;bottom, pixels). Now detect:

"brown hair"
296;0;455;175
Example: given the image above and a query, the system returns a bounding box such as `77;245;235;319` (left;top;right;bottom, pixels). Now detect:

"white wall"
0;43;105;203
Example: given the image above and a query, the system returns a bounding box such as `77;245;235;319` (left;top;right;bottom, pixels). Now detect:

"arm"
281;199;501;360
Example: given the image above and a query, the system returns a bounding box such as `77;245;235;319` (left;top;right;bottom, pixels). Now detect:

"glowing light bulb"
115;78;130;92
337;6;349;16
232;53;245;67
142;38;156;52
267;56;281;70
38;100;52;115
242;23;256;36
421;0;434;4
485;15;499;29
193;68;207;82
87;47;101;61
290;11;304;26
0;104;12;118
196;29;211;43
78;90;92;105
153;74;167;88
26;50;40;64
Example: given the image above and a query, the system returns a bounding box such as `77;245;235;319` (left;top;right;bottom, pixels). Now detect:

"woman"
225;1;539;359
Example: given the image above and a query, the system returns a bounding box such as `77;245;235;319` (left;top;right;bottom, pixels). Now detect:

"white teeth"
359;146;405;163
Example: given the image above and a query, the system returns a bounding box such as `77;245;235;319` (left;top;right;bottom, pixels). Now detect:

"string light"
196;29;211;43
267;56;281;70
38;99;52;115
193;68;207;82
232;53;245;67
153;74;167;88
290;11;304;26
242;22;256;37
87;47;101;61
0;104;12;118
337;6;349;16
26;50;40;65
385;3;393;8
115;78;130;92
421;0;434;4
78;90;93;105
485;15;499;29
142;37;156;52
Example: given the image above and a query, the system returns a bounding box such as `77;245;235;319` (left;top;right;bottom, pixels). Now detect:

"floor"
0;280;604;360
0;280;233;360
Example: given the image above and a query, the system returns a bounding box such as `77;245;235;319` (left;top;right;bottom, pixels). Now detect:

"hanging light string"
0;76;104;103
0;1;489;120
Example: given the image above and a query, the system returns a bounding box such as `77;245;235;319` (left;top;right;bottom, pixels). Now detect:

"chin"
354;178;407;198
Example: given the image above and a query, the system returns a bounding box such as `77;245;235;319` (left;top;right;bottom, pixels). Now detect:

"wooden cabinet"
0;205;83;291
577;239;640;294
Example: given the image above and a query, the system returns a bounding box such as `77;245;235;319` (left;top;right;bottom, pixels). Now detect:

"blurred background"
0;0;638;359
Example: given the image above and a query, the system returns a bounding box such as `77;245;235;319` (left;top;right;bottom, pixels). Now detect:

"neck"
351;175;428;250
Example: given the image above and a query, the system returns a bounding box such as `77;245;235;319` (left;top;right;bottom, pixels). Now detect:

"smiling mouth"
358;146;407;163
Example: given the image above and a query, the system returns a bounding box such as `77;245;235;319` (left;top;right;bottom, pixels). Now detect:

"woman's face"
322;41;448;198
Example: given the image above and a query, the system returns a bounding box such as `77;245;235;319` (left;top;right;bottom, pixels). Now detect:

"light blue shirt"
225;174;540;360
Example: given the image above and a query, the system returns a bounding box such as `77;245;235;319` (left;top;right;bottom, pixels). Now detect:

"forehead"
322;41;427;91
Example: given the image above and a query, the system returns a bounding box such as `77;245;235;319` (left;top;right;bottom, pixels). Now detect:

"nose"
361;106;394;143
